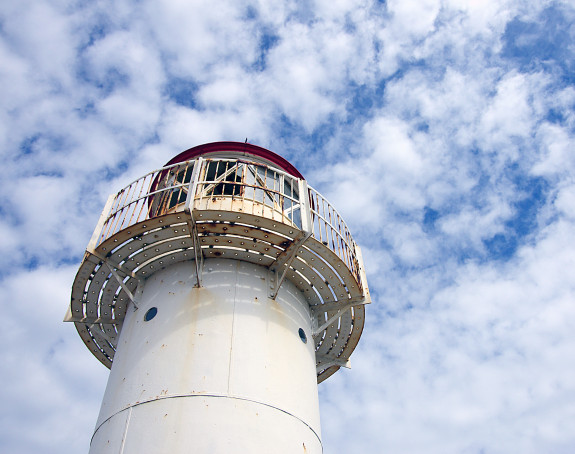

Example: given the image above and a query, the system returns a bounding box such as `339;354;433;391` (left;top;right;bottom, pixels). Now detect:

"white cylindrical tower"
66;142;371;453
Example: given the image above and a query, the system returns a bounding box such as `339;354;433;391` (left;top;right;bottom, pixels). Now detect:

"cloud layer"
1;0;574;453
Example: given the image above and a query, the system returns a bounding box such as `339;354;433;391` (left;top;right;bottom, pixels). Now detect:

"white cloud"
387;0;440;38
2;0;575;452
367;117;425;173
143;0;259;78
321;215;575;454
533;122;575;177
479;72;535;150
0;1;77;88
0;266;108;454
554;184;575;221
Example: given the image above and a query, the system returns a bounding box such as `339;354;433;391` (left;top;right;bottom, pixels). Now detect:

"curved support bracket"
87;250;144;311
316;355;351;373
269;230;312;299
311;299;367;337
88;323;118;349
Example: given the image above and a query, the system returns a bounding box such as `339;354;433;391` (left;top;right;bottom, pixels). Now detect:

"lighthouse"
65;142;371;453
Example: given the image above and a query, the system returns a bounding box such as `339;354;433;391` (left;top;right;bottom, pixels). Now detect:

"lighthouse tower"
65;142;370;453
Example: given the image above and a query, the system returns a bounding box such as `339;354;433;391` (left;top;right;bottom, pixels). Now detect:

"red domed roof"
165;142;304;179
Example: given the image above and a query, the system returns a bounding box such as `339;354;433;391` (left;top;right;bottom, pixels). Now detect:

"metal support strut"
184;157;204;287
268;178;313;300
316;355;351;373
269;231;312;299
184;209;204;288
87;250;145;311
311;300;365;337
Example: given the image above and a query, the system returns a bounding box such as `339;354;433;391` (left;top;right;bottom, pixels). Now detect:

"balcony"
66;156;370;383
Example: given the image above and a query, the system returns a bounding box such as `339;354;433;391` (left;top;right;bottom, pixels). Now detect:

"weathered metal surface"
90;260;322;454
67;154;370;382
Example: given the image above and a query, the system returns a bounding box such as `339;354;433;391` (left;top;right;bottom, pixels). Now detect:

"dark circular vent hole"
144;307;158;322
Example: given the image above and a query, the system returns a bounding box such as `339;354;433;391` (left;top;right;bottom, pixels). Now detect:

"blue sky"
1;0;575;453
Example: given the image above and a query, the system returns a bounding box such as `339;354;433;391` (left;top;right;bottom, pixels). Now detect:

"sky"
1;0;574;453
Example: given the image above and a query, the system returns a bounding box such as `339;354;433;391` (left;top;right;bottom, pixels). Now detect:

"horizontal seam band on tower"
91;393;323;447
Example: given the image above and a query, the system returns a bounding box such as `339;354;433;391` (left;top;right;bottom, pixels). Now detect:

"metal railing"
90;158;361;286
95;161;194;244
308;187;361;283
192;158;303;228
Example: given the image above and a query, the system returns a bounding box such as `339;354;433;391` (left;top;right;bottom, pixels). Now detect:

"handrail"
307;186;361;283
90;158;362;289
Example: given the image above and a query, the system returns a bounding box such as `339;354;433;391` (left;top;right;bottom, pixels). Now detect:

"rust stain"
303;442;307;453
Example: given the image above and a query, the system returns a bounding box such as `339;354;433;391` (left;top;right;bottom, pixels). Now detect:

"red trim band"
165;142;304;179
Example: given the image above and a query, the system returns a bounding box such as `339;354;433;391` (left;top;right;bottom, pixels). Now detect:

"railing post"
87;194;116;253
298;179;312;235
184;157;203;213
183;157;204;287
